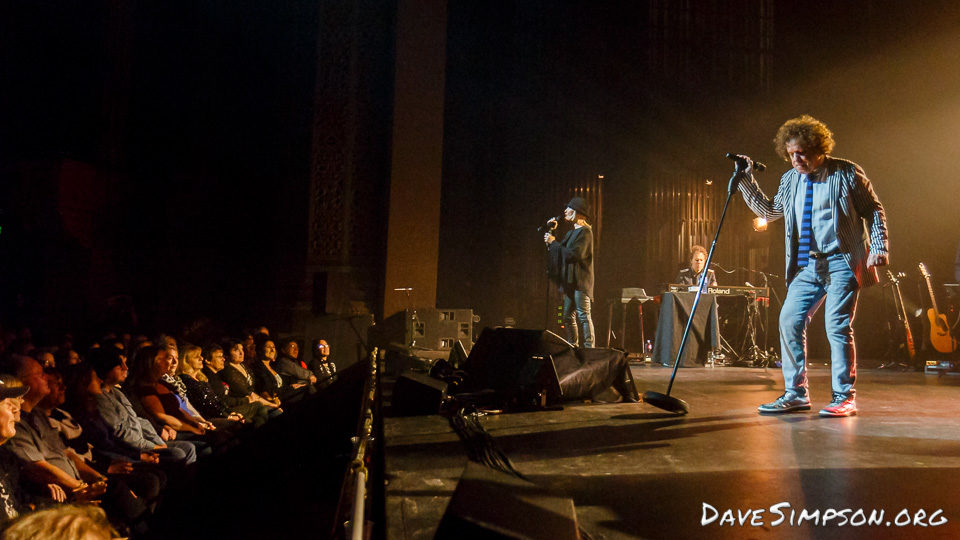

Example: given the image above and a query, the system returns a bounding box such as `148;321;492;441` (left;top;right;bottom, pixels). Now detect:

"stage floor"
384;364;960;539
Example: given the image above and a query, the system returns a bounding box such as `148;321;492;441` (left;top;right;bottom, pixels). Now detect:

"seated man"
0;374;66;529
6;357;108;495
273;337;317;390
675;245;717;291
5;356;150;528
88;348;198;466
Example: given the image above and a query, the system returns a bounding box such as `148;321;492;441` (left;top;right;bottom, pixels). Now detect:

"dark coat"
251;360;283;398
218;364;256;401
548;225;594;298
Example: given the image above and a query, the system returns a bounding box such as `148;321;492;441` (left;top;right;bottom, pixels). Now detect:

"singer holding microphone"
733;115;889;417
544;197;595;348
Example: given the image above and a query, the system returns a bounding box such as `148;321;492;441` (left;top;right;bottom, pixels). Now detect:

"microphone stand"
541;218;559;331
643;166;747;414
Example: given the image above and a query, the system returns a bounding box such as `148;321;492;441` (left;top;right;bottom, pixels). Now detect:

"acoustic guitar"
918;262;958;354
886;270;916;362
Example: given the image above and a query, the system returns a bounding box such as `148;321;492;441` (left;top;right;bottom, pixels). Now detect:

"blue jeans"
779;253;859;399
563;289;595;348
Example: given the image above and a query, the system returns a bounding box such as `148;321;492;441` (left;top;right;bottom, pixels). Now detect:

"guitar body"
926;308;958;354
919;262;959;354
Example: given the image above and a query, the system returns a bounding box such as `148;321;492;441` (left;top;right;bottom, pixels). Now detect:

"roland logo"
708;287;731;295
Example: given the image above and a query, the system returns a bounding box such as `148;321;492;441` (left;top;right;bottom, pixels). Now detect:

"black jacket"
548;225;594;298
219;364;256;401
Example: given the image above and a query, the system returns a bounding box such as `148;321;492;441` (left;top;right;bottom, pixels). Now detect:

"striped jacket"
738;157;888;287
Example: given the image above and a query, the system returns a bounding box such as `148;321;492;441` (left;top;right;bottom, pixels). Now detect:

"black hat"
566;197;591;219
87;347;124;380
0;374;28;400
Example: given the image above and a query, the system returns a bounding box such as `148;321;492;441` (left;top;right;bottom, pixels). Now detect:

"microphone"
538;215;562;233
726;153;766;172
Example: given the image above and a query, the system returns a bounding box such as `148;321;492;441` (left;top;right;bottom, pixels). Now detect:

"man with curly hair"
734;115;889;417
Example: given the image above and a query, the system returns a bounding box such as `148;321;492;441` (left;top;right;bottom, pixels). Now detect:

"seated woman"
159;346;204;421
216;340;282;418
199;344;272;427
309;338;337;382
124;346;216;446
177;344;247;428
254;337;314;406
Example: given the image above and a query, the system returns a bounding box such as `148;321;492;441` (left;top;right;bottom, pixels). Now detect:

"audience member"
241;332;257;367
252;336;312;405
5;356;149;530
34;351;55;369
177;345;243;425
2;504;117;540
310;338;337;381
0;316;346;535
218;341;282;414
53;348;80;367
0;375;65;530
60;366;165;515
160;346;206;422
37;369;91;461
125;346;211;440
200;344;272;427
86;347;196;466
275;337;317;393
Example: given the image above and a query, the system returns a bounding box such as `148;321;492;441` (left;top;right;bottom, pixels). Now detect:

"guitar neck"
925;275;941;315
919;263;942;315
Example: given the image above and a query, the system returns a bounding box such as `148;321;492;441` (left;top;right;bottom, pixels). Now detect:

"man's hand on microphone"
544;233;555;245
867;252;888;268
733;154;755;175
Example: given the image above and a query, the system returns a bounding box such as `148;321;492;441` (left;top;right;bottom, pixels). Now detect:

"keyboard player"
675;245;718;292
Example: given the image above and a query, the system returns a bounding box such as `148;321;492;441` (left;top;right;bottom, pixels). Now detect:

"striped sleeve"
738;172;788;221
849;165;889;255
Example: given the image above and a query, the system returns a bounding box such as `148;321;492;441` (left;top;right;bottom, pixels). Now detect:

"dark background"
2;1;958;358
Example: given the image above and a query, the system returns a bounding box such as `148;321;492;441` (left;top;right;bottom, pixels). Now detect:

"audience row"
0;325;338;537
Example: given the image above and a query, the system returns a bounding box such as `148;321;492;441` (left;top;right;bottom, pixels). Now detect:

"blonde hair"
3;504;117;540
178;344;207;383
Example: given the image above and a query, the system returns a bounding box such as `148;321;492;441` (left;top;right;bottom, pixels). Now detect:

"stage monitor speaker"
391;372;447;416
435;462;580;540
464;327;633;404
462;327;566;409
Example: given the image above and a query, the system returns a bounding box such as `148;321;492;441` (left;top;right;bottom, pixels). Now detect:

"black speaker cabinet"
391;372;448;416
462;327;566;409
435;462;580;539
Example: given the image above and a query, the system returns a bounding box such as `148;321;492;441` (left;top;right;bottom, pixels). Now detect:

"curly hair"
773;115;835;161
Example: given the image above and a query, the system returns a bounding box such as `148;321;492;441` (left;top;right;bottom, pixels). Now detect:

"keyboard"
666;284;768;298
